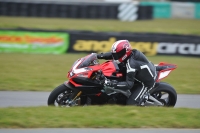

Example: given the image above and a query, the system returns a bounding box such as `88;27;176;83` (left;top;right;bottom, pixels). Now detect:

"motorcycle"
48;53;177;107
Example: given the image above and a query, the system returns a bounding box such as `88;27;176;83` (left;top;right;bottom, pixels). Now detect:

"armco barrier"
0;29;199;57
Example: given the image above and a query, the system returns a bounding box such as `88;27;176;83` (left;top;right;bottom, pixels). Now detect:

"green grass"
0;17;200;35
0;53;200;94
0;53;85;91
0;106;199;128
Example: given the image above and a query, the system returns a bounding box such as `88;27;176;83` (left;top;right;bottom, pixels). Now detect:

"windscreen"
76;53;99;69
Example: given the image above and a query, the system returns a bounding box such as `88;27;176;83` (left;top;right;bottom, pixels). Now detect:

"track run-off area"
0;91;199;108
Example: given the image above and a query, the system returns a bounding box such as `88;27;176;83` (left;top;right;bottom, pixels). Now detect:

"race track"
0;91;199;108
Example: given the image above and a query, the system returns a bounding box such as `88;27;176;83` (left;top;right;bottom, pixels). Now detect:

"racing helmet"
111;40;132;64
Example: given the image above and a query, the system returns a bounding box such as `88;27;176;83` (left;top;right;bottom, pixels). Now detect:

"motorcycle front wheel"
48;83;78;107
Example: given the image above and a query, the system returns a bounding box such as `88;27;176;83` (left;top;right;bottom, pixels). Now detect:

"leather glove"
97;53;104;59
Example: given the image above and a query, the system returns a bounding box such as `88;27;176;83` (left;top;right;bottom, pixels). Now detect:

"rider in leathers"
97;40;157;105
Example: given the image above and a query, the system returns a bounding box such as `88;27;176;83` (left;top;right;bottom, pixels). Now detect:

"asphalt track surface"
0;91;200;108
0;91;200;133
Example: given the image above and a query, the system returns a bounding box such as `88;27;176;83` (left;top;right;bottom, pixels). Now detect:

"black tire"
151;82;177;107
47;84;71;106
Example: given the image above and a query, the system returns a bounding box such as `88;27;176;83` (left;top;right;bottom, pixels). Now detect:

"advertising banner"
68;31;200;57
1;29;199;57
0;31;69;54
69;32;159;56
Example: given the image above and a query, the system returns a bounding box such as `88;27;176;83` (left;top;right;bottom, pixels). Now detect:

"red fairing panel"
156;62;177;82
100;61;116;77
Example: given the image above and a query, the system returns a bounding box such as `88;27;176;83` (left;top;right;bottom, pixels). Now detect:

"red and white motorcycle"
48;53;177;107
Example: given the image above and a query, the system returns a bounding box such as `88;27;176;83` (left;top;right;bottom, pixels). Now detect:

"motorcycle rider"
97;40;157;105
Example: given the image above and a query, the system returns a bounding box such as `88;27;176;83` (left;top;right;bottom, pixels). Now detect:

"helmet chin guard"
111;40;132;64
113;59;121;64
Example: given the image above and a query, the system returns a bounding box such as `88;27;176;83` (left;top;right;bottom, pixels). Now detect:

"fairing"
156;62;177;82
100;61;119;77
67;53;119;87
67;53;177;92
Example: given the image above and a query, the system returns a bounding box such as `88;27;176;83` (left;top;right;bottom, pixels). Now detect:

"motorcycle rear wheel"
149;82;177;107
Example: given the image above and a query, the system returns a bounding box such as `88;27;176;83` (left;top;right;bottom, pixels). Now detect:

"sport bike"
48;53;177;107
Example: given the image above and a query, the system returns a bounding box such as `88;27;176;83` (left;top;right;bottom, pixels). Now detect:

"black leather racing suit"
98;49;157;104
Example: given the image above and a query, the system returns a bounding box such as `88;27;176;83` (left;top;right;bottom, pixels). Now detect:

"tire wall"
1;0;199;19
0;1;152;20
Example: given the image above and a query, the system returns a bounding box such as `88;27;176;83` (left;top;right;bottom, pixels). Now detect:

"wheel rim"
54;90;72;107
152;91;174;106
54;90;81;107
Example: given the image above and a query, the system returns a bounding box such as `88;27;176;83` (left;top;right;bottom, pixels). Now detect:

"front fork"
64;81;82;106
66;90;82;106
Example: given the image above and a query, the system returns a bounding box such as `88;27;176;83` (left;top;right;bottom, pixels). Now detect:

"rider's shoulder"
126;55;138;67
132;49;143;55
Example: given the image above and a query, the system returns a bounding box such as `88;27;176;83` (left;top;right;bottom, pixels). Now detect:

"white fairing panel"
72;59;88;74
158;70;172;80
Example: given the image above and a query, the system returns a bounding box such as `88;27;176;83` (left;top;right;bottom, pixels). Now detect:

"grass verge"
0;17;200;35
0;106;199;128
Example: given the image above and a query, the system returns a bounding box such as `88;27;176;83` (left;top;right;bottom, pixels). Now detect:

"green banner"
195;3;200;19
0;30;69;54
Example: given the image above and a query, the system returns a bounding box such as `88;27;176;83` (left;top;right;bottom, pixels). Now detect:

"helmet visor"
112;49;126;60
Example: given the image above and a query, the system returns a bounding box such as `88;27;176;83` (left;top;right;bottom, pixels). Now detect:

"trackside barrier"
140;1;200;19
0;1;153;20
0;0;200;19
118;3;138;21
0;29;200;57
171;2;195;19
195;3;200;19
140;2;171;18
